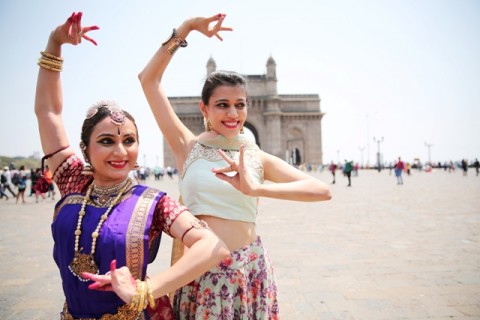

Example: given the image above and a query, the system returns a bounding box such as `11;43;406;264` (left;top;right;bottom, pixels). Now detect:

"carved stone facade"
164;56;325;168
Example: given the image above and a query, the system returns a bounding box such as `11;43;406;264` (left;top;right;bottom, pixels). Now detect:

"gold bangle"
37;61;62;72
130;279;152;312
146;278;155;308
38;57;63;68
138;281;146;312
40;51;63;62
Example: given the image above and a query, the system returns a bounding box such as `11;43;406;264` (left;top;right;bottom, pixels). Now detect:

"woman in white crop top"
139;13;332;320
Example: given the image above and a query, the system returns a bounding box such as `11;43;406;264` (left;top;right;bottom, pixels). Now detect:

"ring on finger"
78;30;83;36
230;164;236;171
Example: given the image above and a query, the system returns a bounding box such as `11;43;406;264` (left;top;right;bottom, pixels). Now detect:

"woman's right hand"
51;12;99;46
187;13;232;41
83;260;137;304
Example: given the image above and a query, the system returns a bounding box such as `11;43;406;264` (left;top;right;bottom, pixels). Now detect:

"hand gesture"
189;13;233;41
82;260;136;304
212;145;257;196
51;12;99;46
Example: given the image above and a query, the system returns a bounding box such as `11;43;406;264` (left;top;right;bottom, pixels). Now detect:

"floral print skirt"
173;236;279;319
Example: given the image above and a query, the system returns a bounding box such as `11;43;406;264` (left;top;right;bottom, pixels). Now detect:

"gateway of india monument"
163;56;326;168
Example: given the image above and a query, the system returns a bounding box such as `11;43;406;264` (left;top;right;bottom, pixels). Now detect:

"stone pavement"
0;169;479;319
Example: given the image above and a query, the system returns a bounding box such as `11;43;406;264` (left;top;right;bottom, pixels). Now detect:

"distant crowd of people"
0;163;183;204
0;165;56;203
3;157;478;203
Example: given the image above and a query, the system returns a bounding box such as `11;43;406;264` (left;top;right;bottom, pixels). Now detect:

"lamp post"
373;136;384;172
359;146;365;168
366;114;370;167
425;142;433;166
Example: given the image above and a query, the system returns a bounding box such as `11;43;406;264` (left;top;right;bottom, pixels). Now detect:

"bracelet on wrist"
162;28;188;55
37;51;63;72
129;279;155;312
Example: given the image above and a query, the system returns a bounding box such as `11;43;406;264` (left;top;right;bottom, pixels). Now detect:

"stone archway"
163;56;325;168
286;127;305;166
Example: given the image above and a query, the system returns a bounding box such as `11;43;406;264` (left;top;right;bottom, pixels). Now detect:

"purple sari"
52;185;164;319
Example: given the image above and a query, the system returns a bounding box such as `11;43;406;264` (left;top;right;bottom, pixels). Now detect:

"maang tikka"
85;101;127;135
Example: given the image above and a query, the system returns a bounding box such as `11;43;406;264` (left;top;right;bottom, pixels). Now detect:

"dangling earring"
133;163;140;170
80;141;94;175
240;126;244;134
204;118;212;131
82;163;94;175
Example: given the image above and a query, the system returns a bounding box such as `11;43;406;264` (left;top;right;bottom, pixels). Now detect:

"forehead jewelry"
85;101;127;135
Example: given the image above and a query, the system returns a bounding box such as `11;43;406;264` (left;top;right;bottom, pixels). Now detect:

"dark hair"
201;71;248;105
80;103;138;148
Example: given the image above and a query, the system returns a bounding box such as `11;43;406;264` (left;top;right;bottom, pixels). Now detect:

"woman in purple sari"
34;12;229;320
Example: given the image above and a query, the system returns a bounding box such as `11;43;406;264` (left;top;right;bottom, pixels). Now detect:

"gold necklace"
68;178;132;281
92;178;131;206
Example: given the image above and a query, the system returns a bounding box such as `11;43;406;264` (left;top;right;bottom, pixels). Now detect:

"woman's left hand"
82;260;137;304
212;145;257;196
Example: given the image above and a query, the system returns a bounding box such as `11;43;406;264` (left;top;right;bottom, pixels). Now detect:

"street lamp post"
359;146;365;168
425;142;433;166
373;137;384;172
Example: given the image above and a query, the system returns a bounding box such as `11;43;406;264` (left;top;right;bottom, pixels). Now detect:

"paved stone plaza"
0;169;479;319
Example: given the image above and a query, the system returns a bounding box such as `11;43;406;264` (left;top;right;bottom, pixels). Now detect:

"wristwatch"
162;28;188;54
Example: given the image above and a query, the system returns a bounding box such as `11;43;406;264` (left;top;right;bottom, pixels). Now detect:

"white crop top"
179;133;264;223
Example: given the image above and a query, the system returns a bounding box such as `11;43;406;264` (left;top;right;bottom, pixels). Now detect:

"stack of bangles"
38;51;63;72
129;278;155;312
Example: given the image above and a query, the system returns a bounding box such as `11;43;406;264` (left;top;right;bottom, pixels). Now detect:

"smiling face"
200;85;248;138
87;117;139;186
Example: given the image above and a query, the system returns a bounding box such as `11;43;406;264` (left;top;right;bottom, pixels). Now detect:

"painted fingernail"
89;283;99;289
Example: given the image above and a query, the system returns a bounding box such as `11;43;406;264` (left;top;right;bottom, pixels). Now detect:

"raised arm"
34;12;99;173
138;14;232;168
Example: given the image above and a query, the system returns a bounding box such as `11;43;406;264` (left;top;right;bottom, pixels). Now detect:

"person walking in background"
394;157;405;185
30;167;41;197
2;167;17;198
43;165;56;200
0;171;9;200
34;12;229;319
461;159;468;176
329;161;337;184
138;13;332;319
473;158;479;176
343;159;353;187
15;165;28;204
32;167;47;203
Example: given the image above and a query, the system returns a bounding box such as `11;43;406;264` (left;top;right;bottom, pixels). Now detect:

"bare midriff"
196;214;257;252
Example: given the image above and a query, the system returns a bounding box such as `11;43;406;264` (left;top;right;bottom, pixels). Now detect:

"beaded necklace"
68;178;132;281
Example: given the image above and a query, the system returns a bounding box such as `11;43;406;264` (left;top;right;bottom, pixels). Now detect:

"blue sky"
1;0;479;167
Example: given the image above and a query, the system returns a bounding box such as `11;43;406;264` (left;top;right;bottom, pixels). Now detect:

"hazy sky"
1;0;479;167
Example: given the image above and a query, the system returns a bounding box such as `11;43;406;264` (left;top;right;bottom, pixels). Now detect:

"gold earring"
79;141;93;175
204;118;212;131
82;163;94;175
240;126;244;134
